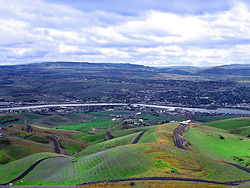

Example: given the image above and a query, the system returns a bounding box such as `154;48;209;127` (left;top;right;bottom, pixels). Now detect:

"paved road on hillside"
0;156;65;186
173;123;188;150
225;162;250;173
47;136;61;154
131;129;149;144
106;131;113;140
77;177;239;186
26;125;33;133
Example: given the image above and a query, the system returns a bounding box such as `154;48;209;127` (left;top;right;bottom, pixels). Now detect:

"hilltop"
1;116;250;186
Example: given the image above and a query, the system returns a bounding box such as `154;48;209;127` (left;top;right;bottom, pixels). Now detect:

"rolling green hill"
184;124;250;166
204;117;250;130
1;121;250;186
0;153;61;184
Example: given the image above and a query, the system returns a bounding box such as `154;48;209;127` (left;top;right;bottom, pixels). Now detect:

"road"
173;122;188;150
77;177;239;186
47;136;61;154
0;156;65;186
26;125;33;133
106;131;113;140
131;129;149;144
225;162;250;173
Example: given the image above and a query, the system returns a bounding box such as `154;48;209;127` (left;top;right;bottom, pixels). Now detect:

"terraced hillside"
0;122;250;186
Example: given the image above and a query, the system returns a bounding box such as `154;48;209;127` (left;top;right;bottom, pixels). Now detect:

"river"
0;103;250;115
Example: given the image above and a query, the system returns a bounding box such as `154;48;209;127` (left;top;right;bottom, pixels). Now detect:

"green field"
204;117;250;130
137;113;182;122
58;119;119;133
193;115;237;122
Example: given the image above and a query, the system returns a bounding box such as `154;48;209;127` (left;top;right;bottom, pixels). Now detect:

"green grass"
137;127;158;144
58;119;118;133
11;143;250;186
137;114;180;121
110;127;149;137
0;153;58;184
81;133;107;143
0;138;54;164
193;115;237;122
24;134;49;144
184;125;250;165
60;141;83;155
204;117;250;130
15;145;153;185
75;132;140;157
230;127;250;137
21;112;46;119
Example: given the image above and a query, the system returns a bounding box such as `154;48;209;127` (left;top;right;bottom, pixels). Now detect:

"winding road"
106;131;113;140
0;156;65;186
131;129;149;144
173;122;188;150
26;124;33;133
47;136;61;154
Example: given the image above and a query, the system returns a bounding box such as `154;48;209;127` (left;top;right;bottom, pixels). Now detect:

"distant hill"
198;64;250;76
2;62;250;77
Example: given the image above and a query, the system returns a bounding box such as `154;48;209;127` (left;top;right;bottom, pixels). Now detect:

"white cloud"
1;0;250;67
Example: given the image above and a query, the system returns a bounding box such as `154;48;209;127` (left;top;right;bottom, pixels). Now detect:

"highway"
173;122;188;150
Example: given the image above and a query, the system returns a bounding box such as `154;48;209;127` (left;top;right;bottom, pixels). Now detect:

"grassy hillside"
0;153;61;184
230;127;250;137
1;121;250;186
193;115;237;122
75;132;141;157
0;137;55;164
0;124;87;163
8;143;250;186
204;117;250;130
184;124;250;166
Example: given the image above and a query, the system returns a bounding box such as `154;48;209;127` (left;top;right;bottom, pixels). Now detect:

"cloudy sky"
1;0;250;67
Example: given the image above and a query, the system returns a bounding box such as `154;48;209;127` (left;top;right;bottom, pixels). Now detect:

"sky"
1;0;250;67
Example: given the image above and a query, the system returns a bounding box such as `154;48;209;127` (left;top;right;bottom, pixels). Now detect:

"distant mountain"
1;62;250;77
198;64;250;76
